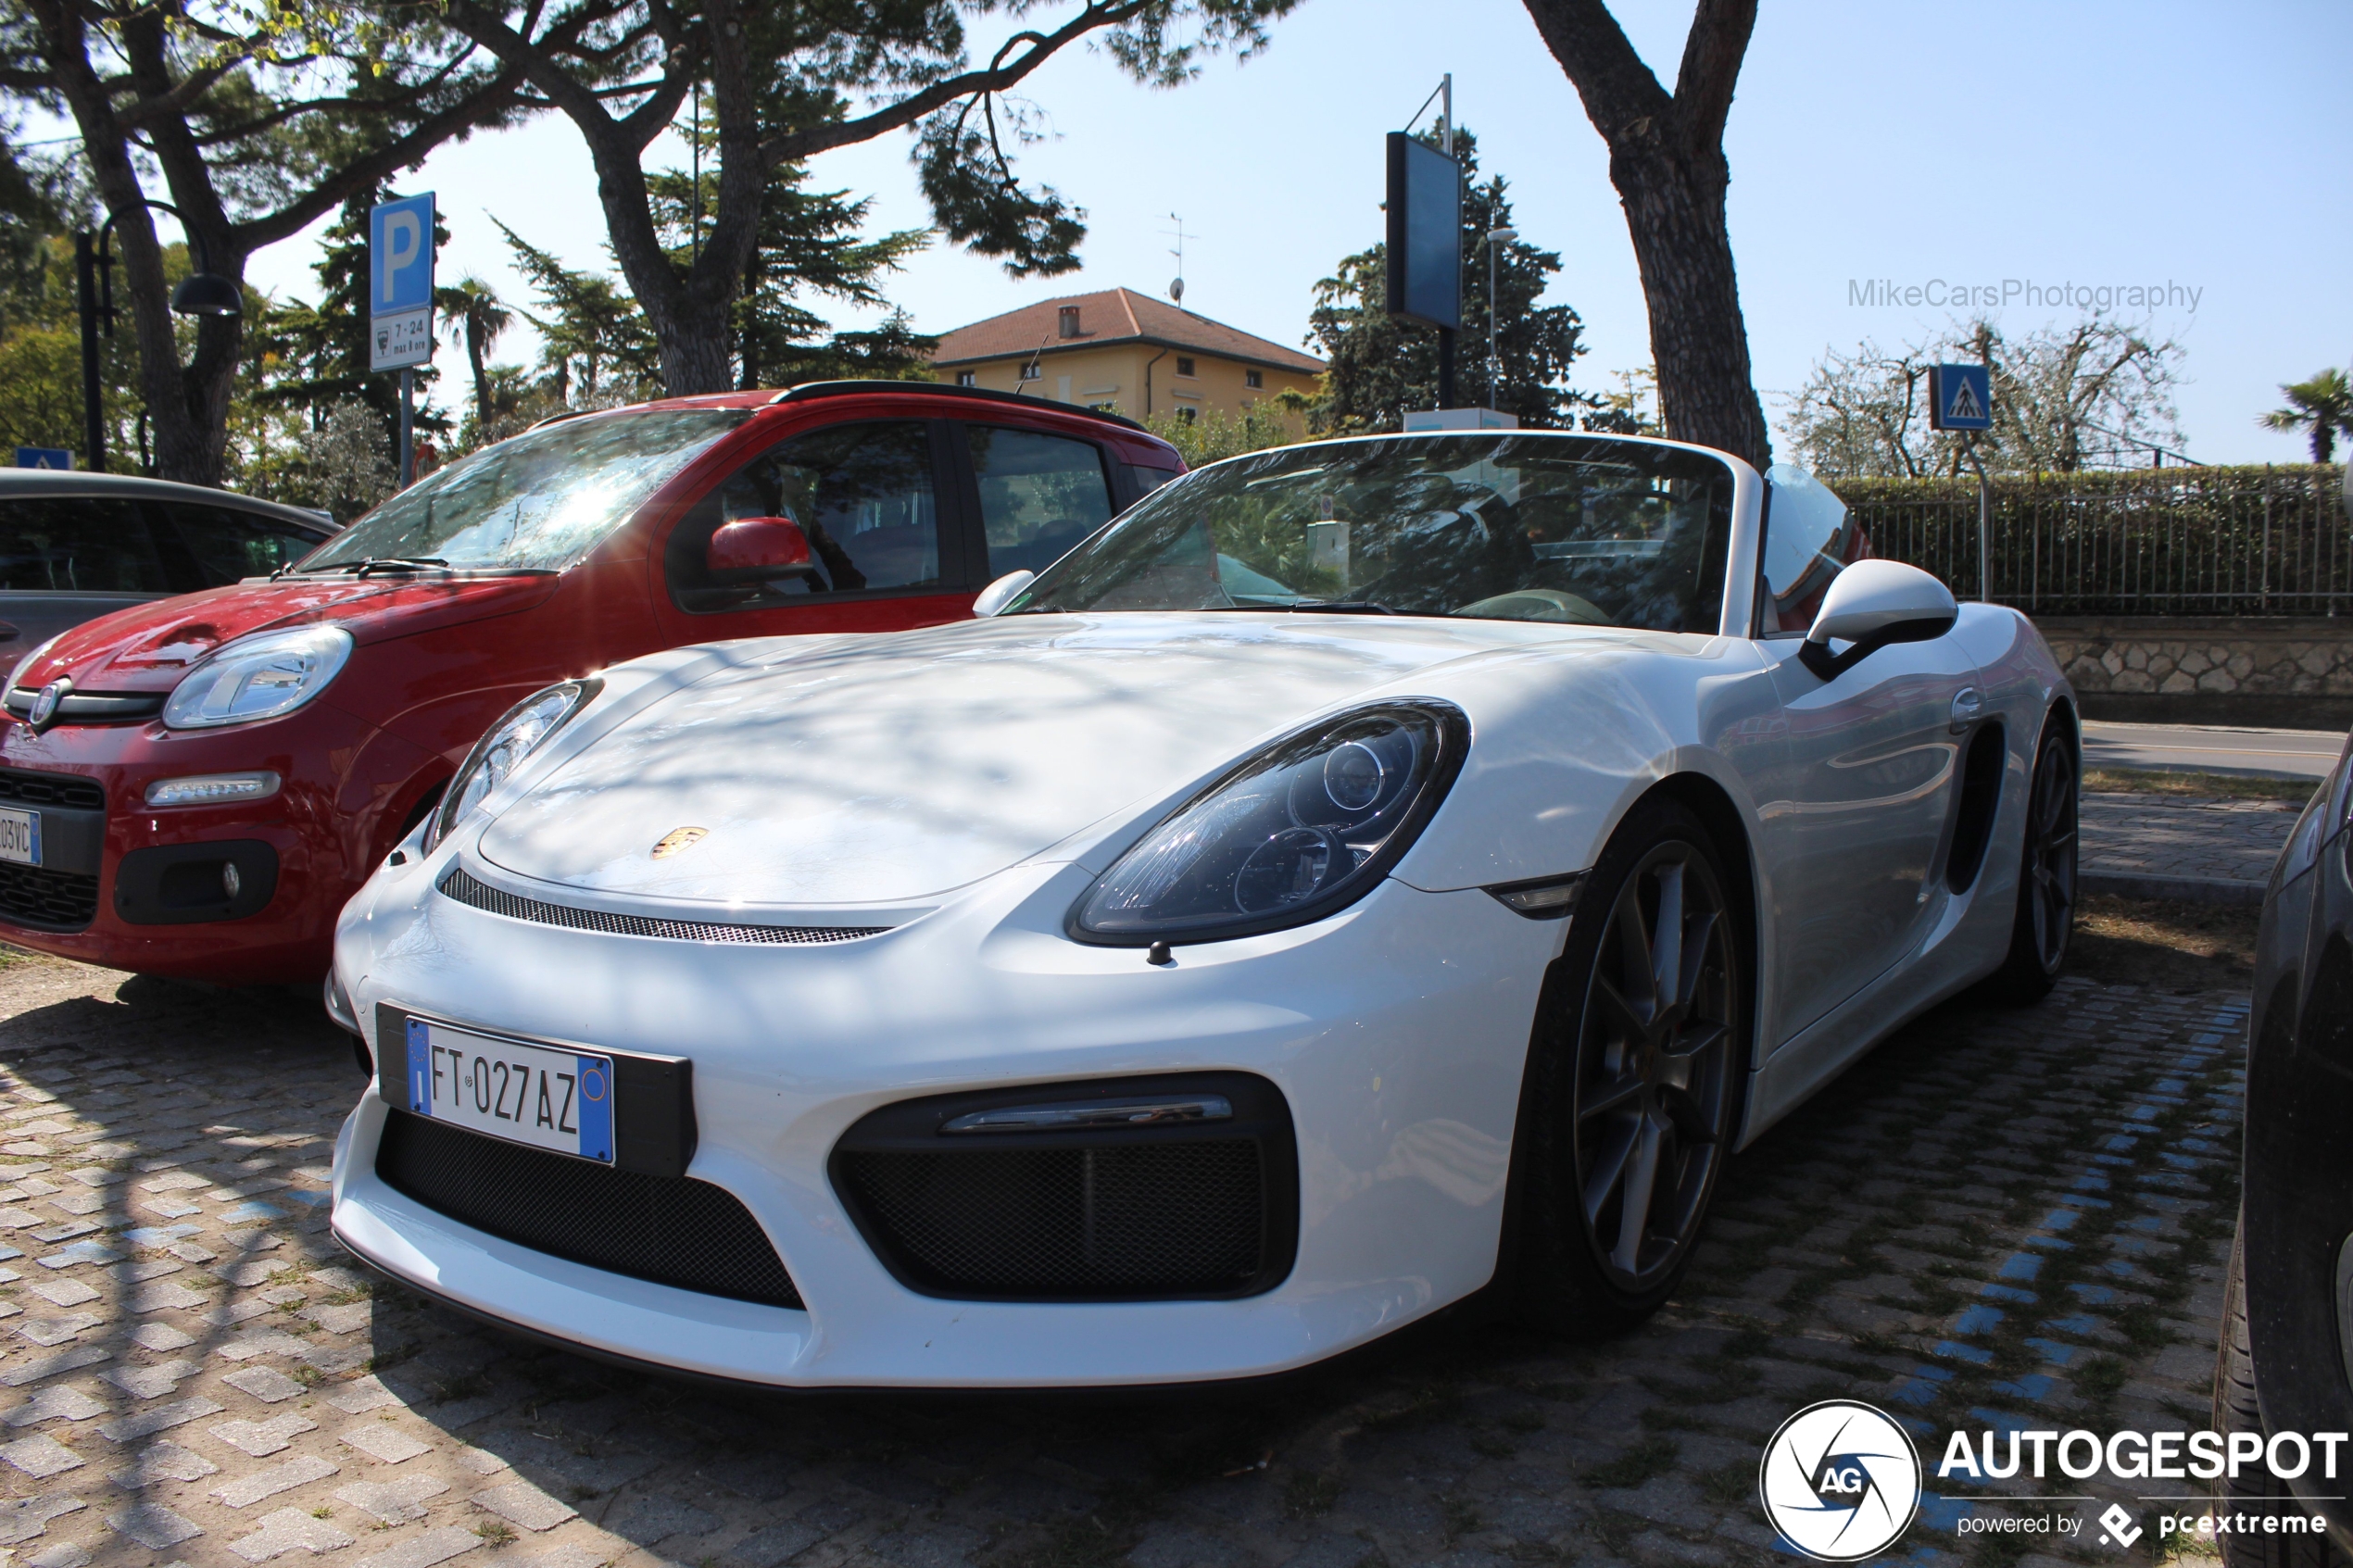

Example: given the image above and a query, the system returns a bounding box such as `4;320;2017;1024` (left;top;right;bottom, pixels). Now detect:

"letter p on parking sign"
370;193;435;372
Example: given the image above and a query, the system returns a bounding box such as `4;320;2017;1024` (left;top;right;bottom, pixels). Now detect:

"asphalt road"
2082;719;2347;779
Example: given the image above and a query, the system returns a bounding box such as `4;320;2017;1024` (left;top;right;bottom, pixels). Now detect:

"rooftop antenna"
1164;213;1190;307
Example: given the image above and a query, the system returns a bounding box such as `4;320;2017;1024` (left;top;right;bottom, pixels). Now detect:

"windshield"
297;409;750;572
1007;433;1735;633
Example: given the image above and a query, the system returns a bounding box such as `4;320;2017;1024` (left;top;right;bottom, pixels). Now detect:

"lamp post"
1484;225;1516;409
75;200;242;473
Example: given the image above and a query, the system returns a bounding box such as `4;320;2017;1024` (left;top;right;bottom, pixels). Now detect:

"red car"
0;383;1182;984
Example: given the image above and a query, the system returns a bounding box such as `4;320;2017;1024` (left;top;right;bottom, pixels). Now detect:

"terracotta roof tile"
931;287;1323;375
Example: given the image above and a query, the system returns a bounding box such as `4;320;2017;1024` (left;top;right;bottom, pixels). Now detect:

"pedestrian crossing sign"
1930;363;1992;432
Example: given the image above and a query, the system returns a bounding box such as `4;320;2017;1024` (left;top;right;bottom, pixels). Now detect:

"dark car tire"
2216;1214;2350;1568
1984;714;2079;1004
1509;796;1744;1337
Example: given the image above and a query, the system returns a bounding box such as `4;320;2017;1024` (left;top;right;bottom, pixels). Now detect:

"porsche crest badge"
651;826;709;860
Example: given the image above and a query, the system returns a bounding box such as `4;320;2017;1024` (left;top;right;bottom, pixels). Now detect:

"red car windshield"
296;409;751;573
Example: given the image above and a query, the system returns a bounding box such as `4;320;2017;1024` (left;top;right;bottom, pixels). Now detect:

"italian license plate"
403;1017;613;1162
0;808;40;867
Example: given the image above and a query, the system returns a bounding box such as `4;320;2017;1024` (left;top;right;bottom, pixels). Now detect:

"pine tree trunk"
1519;0;1771;474
1606;132;1770;472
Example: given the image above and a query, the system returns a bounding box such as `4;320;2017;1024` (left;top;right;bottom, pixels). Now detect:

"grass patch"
473;1521;517;1547
1697;1463;1754;1508
1582;1435;1680;1489
2083;767;2315;803
2072;896;2262;991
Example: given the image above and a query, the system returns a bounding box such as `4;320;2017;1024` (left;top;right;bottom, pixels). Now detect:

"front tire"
2215;1215;2348;1568
1511;797;1743;1336
1985;715;2078;1003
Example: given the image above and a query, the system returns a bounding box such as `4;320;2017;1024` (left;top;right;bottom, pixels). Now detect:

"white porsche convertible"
327;430;2078;1388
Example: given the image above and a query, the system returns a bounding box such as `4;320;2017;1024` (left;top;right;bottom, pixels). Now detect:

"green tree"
1303;129;1595;434
412;0;1302;395
2260;370;2353;464
436;276;513;440
494;220;662;407
646;160;935;388
1782;318;2187;478
2;0;534;481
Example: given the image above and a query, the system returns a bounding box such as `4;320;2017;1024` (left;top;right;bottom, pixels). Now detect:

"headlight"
6;634;61;697
425;679;600;853
1071;701;1468;946
162;625;353;730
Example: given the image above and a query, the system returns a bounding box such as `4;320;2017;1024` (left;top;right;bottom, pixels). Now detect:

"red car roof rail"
765;379;1151;434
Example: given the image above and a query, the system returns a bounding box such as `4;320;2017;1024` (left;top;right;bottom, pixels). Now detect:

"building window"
1244;369;1263;389
1176;357;1196;378
1058;306;1081;338
955;370;977;387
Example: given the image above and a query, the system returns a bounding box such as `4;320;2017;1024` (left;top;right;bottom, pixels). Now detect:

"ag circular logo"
1757;1399;1922;1562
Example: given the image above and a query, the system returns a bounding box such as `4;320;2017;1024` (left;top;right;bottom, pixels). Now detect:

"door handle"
1949;686;1983;734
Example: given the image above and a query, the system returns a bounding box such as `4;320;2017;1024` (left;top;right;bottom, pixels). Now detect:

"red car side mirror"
707;515;812;578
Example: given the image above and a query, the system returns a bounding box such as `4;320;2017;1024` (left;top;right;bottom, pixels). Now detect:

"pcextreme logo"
1758;1400;1924;1562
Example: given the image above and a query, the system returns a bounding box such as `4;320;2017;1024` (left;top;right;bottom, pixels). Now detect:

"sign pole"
370;191;436;486
1959;431;1991;602
398;367;415;488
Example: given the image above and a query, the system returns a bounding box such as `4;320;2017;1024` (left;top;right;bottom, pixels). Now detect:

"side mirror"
1799;559;1958;679
971;570;1036;619
707;516;811;582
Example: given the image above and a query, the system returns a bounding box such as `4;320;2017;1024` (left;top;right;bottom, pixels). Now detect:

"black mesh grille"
0;861;98;929
438;866;889;946
0;769;104;810
375;1112;803;1309
837;1141;1265;1298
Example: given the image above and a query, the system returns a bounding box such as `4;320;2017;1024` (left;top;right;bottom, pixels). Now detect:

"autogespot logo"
1759;1400;1925;1562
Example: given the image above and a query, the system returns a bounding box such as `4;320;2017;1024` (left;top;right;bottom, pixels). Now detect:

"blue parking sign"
370;194;434;314
1930;363;1992;432
14;447;71;470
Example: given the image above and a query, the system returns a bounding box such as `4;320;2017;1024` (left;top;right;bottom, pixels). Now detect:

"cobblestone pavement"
2080;793;2297;888
0;956;2245;1568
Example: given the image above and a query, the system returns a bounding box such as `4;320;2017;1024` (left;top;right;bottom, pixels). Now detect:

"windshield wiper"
346;557;451;577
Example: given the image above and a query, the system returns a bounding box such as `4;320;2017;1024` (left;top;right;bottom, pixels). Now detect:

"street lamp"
1484;225;1516;409
76;199;242;473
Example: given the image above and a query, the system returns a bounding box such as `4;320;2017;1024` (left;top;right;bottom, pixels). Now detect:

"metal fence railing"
1838;465;2350;618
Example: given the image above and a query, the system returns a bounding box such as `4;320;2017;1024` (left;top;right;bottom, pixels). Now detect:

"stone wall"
2032;616;2353;728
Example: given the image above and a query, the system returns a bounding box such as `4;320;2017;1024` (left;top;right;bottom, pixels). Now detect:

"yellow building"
930;288;1324;424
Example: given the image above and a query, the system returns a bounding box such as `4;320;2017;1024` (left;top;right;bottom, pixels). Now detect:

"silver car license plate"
0;808;40;867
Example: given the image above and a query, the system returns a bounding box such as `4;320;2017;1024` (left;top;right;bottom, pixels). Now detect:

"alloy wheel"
2023;741;2079;972
1571;840;1736;1291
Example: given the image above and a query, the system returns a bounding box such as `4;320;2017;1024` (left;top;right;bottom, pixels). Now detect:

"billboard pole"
1435;75;1453;409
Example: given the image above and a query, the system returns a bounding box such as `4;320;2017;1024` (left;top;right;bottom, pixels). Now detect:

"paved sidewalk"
2082;721;2343;782
2080;793;2300;904
0;956;2247;1568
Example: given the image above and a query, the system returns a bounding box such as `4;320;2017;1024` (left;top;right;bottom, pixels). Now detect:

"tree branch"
1669;0;1755;153
1515;0;1671;143
758;0;1153;168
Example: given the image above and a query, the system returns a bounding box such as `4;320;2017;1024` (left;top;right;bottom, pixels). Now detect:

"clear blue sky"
236;0;2353;464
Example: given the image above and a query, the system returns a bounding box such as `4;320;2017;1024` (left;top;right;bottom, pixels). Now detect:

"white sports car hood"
476;613;1580;908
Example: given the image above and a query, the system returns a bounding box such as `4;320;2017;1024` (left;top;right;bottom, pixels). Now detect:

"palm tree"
2259;369;2353;463
435;278;513;443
